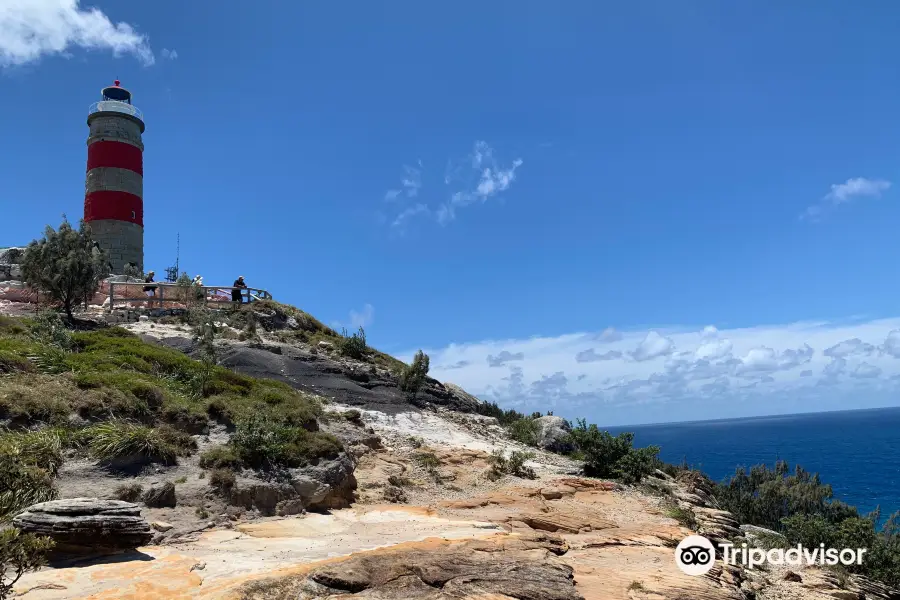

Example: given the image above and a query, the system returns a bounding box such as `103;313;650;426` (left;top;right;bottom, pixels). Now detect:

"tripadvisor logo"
675;535;868;575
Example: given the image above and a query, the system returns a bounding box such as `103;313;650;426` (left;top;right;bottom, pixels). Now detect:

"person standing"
232;275;247;304
143;271;157;308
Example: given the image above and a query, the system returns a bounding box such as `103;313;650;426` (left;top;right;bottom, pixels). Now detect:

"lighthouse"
84;80;145;273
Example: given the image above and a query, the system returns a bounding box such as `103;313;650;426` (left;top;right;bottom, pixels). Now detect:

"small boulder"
533;416;575;453
143;482;176;508
782;571;803;583
383;486;407;503
13;498;152;556
151;521;173;532
276;499;305;516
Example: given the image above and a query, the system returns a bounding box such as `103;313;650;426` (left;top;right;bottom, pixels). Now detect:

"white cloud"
386;142;523;227
160;47;177;60
487;350;524;367
631;331;675;361
401;317;900;425
438;142;523;224
803;177;891;221
826;178;891;204
0;0;154;67
391;203;428;228
384;164;422;204
334;304;374;331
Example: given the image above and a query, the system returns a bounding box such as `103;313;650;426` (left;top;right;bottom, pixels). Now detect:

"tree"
0;529;54;600
399;350;430;400
21;218;109;322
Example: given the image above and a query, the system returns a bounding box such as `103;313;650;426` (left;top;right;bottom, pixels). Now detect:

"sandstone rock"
13;498;152;556
826;591;862;600
229;453;357;516
517;512;610;534
143;482;176;508
782;570;803;582
275;499;305;516
151;521;173;532
291;535;582;600
533;415;575;453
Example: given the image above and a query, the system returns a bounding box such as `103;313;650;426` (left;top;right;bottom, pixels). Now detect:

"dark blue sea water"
607;407;900;520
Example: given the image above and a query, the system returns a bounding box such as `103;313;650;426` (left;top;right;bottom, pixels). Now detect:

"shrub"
568;419;659;483
473;401;528;426
199;445;243;469
230;413;341;469
413;451;440;475
713;461;900;587
28;311;73;351
337;327;367;359
0;528;54;600
81;421;179;465
487;450;536;480
0;430;62;521
20;218;109;321
398;350;429;399
507;418;540;447
113;482;144;502
209;468;236;492
665;504;698;530
614;445;661;484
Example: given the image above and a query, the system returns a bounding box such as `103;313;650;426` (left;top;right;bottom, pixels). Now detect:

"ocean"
607;406;900;520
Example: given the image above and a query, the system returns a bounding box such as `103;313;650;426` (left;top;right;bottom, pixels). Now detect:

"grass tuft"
81;421;180;465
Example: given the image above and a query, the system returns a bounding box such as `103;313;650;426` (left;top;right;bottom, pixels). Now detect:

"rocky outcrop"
147;337;485;415
534;415;575;453
12;498;152;556
228;452;357;516
282;535;582;600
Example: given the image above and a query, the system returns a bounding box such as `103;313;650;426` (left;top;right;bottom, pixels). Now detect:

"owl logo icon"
675;535;716;576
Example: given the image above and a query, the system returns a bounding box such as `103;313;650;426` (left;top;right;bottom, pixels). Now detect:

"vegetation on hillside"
712;461;900;588
0;313;340;521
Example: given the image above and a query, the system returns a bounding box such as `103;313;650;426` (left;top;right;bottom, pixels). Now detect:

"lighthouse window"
131;211;136;219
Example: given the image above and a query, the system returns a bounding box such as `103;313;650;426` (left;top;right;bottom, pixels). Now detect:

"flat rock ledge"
13;498;153;556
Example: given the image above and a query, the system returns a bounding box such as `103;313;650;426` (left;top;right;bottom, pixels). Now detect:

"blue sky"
3;2;900;425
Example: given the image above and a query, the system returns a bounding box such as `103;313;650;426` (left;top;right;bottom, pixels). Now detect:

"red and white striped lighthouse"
84;80;145;273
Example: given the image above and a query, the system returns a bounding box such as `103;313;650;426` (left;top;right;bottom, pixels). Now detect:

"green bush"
0;430;62;521
28;311;73;351
506;418;540;447
230;413;341;469
488;449;536;480
199;445;243;470
338;327;368;359
413;451;440;474
473;401;529;426
0;528;54;600
398;350;429;399
713;461;900;588
568;419;660;483
209;468;236;492
664;504;698;530
614;445;661;484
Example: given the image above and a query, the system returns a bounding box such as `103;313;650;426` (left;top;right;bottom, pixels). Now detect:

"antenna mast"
164;233;181;282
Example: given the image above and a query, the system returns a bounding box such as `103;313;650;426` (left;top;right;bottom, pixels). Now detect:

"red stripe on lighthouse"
84;191;143;227
86;141;143;175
